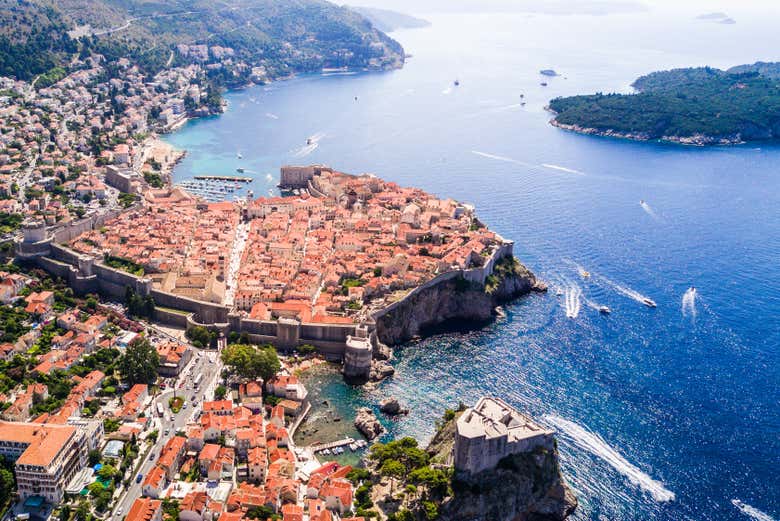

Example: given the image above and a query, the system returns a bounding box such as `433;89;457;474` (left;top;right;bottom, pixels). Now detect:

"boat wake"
471;150;533;167
541;163;585;175
265;113;279;120
640;200;660;221
599;276;655;307
546;415;676;503
681;287;697;318
293;143;318;157
732;500;776;521
564;285;582;318
307;132;326;144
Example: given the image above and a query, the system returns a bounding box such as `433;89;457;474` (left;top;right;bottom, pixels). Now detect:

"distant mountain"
0;0;405;83
347;6;430;32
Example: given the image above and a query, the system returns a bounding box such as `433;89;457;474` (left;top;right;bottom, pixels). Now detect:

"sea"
164;2;780;520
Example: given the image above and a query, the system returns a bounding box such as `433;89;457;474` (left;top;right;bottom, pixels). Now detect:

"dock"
310;437;356;452
194;175;253;183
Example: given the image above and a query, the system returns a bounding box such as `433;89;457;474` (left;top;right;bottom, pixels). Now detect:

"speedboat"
237;153;242;159
598;306;611;314
307;138;313;145
642;297;657;308
555;288;564;296
540;82;548;86
236;167;245;173
579;269;590;278
454;79;460;86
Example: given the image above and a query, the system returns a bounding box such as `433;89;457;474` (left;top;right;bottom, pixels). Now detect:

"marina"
309;437;367;455
176;178;247;202
194;175;253;182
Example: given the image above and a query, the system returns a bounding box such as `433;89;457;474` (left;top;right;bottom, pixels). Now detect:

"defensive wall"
370;238;515;322
16;166;517;380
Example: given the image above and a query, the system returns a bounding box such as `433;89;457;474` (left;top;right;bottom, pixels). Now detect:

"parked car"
136;473;143;483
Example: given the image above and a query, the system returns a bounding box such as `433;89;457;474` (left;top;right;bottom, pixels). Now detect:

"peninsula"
548;61;780;145
20;165;544;382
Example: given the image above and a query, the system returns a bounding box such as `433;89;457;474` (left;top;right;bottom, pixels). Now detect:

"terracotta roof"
0;421;76;467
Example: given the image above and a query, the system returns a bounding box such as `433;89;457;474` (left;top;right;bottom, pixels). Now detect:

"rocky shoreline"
548;114;746;146
374;256;545;346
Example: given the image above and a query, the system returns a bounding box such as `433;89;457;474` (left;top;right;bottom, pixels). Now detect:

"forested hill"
0;0;404;85
548;62;780;145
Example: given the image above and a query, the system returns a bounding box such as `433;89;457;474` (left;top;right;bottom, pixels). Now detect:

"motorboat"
598;306;611;314
579;269;590;278
236;167;245;173
540;82;548;86
642;297;657;308
454;79;460;86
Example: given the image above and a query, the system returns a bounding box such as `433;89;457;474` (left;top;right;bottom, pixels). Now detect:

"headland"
17;165;544;382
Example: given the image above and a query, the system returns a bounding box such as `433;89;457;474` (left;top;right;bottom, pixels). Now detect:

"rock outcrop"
355;407;384;440
426;411;577;521
379;397;408;416
375;256;544;346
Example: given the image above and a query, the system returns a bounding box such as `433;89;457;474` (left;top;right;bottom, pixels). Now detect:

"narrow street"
223;220;249;307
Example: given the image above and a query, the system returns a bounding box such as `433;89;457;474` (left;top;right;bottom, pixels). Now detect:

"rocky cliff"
375;256;544;346
427;412;577;521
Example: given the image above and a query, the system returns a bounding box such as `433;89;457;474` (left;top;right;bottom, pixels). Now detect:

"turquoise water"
165;5;780;520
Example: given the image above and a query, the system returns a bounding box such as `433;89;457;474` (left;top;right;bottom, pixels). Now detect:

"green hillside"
0;0;404;84
548;62;780;144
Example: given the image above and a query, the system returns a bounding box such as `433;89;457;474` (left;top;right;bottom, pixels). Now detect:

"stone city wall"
372;240;514;322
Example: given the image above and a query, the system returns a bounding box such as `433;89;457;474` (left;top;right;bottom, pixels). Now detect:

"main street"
113;346;223;518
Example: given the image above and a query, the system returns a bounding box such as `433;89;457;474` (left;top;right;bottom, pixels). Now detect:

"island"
548;62;780;145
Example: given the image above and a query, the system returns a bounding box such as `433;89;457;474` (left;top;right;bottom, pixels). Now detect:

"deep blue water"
165;5;779;520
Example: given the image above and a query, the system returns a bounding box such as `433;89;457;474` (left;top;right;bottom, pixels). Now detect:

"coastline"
546;109;747;147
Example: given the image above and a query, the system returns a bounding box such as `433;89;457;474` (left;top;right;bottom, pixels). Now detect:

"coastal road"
113;349;223;518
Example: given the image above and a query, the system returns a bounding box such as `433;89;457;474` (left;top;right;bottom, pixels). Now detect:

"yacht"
642;297;657;308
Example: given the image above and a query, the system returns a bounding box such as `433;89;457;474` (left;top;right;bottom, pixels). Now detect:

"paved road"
113;348;222;518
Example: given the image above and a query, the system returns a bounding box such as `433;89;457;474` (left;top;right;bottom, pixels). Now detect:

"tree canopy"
549;62;780;142
118;337;159;385
220;343;280;383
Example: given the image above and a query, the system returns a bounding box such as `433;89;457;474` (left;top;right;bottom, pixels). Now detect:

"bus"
156;402;164;417
194;374;203;388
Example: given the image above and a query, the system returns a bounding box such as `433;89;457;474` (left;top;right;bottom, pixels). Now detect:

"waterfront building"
454;397;555;475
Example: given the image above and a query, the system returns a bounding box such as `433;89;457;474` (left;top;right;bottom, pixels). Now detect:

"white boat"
598;306;611;314
642;298;657;308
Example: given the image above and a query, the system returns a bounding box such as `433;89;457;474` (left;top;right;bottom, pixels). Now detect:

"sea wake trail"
546;415;676;502
732;500;776;521
542;163;586;175
682;287;697;318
